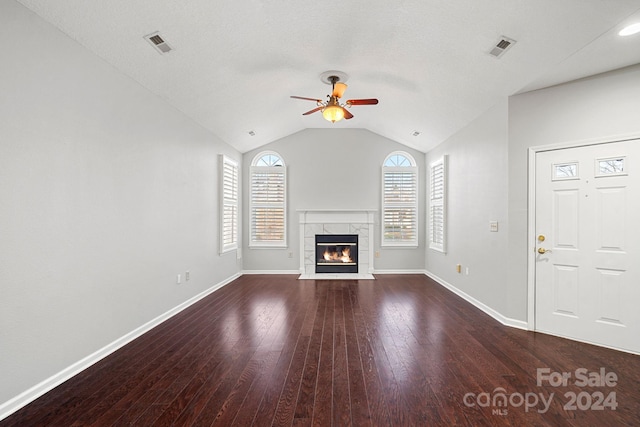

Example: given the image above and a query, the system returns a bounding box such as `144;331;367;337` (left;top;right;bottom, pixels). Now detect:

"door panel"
554;189;579;248
596;268;624;325
552;264;578;316
535;140;640;353
596;186;626;251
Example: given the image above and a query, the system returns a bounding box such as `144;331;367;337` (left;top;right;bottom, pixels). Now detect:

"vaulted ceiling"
16;0;640;153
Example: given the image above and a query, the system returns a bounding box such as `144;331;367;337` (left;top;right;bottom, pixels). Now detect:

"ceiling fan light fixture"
322;105;345;123
292;72;376;122
333;82;348;98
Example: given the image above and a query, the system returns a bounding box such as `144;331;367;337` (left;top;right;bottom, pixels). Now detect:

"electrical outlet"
288;252;293;258
185;271;190;281
375;251;380;258
176;274;181;284
465;267;470;275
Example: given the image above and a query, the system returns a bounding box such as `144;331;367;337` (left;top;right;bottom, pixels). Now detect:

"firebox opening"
315;234;358;273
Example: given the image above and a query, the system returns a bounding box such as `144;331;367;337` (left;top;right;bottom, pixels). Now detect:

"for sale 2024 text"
537;368;618;411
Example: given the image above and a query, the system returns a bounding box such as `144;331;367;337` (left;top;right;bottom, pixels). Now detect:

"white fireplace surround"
298;209;376;280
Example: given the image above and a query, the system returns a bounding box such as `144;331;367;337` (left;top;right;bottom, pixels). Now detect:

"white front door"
535;140;640;353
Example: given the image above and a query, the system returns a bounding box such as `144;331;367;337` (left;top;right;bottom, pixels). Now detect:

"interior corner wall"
241;128;426;272
0;1;241;408
425;99;510;317
507;64;640;321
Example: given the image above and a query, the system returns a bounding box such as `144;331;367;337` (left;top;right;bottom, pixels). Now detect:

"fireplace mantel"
298;209;376;280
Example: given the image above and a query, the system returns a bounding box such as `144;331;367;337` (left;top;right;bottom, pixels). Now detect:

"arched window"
253;152;284;167
382;151;418;246
250;151;287;246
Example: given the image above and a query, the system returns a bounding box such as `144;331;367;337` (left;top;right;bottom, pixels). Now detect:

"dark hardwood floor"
2;274;639;426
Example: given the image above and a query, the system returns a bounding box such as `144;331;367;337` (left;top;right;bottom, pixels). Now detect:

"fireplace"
315;234;358;273
299;209;374;280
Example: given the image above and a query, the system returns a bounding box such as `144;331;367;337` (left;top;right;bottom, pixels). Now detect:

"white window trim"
219;155;239;254
249;151;287;248
428;155;447;253
381;151;418;247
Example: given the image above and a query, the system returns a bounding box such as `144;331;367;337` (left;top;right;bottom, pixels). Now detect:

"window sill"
249;243;288;249
380;243;419;249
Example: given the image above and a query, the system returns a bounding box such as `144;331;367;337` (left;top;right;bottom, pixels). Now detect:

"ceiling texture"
16;0;640;153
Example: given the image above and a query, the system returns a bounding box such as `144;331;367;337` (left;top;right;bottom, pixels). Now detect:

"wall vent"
488;36;516;58
144;32;173;54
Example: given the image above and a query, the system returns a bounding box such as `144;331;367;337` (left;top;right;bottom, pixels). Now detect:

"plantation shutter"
250;165;286;245
429;156;446;252
220;156;238;253
382;161;418;246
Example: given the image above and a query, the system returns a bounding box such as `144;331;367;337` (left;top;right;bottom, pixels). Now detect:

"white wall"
242;129;426;272
0;1;241;408
506;64;640;320
425;99;510;317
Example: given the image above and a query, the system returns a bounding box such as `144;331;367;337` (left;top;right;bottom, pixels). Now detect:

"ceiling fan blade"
346;98;379;106
343;108;354;120
302;106;324;116
291;95;323;102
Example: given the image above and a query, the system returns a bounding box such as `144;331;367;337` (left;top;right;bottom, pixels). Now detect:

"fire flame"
323;246;352;263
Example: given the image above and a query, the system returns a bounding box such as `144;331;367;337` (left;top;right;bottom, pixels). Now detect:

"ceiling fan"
291;75;378;123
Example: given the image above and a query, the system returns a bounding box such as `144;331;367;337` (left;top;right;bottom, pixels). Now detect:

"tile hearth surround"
298;210;375;280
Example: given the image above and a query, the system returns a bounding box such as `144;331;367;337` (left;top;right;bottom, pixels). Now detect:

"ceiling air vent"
489;36;516;58
144;32;173;54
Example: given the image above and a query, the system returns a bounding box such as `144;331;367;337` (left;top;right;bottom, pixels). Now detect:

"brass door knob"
537;247;552;254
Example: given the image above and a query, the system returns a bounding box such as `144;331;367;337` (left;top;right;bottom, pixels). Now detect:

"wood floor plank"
2;274;639;427
110;324;228;425
228;350;281;426
342;284;372;426
310;283;334;427
349;284;393;426
271;335;311;426
293;285;327;421
251;281;314;426
82;309;227;425
52;297;228;426
331;285;352;427
166;350;244;426
208;350;265;426
271;287;319;426
182;349;255;426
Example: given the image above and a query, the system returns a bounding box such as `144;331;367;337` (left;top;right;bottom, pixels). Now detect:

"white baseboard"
373;269;428;275
241;270;301;275
0;272;241;422
424;270;528;330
